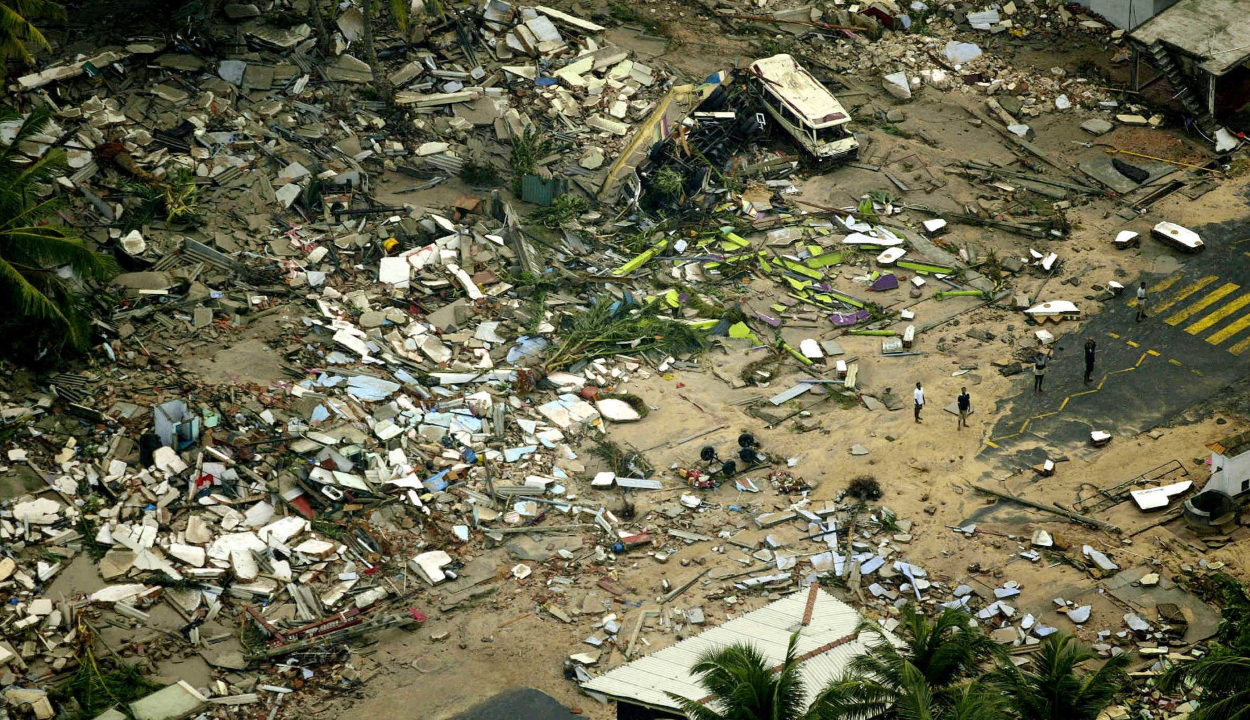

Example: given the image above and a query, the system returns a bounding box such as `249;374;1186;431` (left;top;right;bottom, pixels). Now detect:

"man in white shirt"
914;382;924;423
1136;282;1147;322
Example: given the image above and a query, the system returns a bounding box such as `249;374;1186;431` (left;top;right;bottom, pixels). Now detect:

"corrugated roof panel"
583;587;879;712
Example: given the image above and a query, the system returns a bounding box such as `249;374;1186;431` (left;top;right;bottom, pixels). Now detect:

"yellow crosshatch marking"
1128;274;1184;307
1207;313;1250;346
1165;283;1239;326
1148;275;1219;316
1185;293;1250;335
1231;336;1250;355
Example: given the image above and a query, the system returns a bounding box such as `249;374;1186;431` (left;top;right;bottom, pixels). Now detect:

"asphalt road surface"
983;217;1250;460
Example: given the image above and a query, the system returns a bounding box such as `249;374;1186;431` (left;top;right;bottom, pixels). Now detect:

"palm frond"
0;228;117;282
0;1;54;65
0;106;52;166
0;255;72;325
1159;654;1250;720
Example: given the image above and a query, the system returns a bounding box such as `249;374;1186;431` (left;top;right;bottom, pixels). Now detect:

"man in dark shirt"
957;387;971;430
1084;337;1097;384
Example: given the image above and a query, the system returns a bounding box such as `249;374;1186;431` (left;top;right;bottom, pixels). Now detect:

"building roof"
1130;0;1250;76
1208;431;1250;457
749;54;850;128
581;585;890;713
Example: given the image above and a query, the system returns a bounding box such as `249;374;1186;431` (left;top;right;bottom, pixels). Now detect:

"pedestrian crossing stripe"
1164;282;1239;326
1144;273;1250;353
1148;275;1218;316
1186;293;1250;335
1209;313;1250;346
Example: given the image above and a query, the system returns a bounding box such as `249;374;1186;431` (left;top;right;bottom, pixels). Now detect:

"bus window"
814;125;847;143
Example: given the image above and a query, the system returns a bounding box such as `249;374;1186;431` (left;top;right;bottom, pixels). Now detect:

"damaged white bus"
749;53;859;163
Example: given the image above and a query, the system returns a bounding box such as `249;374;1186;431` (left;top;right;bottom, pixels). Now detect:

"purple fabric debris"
870;274;899;291
756;313;782;328
829;309;872;326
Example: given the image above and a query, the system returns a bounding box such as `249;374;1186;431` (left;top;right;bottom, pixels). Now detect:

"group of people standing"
909;282;1147;429
911;336;1101;428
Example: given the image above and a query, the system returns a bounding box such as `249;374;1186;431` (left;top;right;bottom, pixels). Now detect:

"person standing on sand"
957;387;970;430
1084;337;1097;384
1136;281;1148;322
1033;350;1049;393
914;382;924;423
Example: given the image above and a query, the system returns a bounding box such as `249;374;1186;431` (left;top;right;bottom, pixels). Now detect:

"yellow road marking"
1127;340;1140;347
1071;389;1097;397
1206;312;1250;346
1128;274;1184;306
1185;293;1250;335
1147;350;1160;356
984;441;999;449
1107;332;1121;339
1135;352;1149;367
1192;369;1205;376
1165;283;1239;326
1058;397;1070;411
1169;358;1183;366
1148;275;1219;316
1033;412;1058;419
1231;335;1250;355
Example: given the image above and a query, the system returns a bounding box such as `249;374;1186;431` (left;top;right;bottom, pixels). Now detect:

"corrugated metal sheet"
520;174;567;206
582;587;884;711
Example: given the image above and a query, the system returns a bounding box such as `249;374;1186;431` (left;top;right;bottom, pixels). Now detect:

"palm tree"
670;630;1004;720
0;0;64;70
0;107;117;351
668;633;815;720
1158;651;1250;720
887;667;1005;720
990;633;1129;720
815;604;1002;719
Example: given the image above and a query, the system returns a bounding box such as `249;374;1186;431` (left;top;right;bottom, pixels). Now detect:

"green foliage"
545;295;708;370
53;653;162;720
76;517;110;560
0;107;118;353
1201;571;1250;652
669;633;812;720
509;125;553;196
652;167;685;200
1159;651;1250;720
989;634;1129;720
528;194;589;228
816;604;1003;719
0;0;64;70
1156;572;1250;720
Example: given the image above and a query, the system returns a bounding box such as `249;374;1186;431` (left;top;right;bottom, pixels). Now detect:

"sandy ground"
8;19;1241;720
302;31;1250;720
